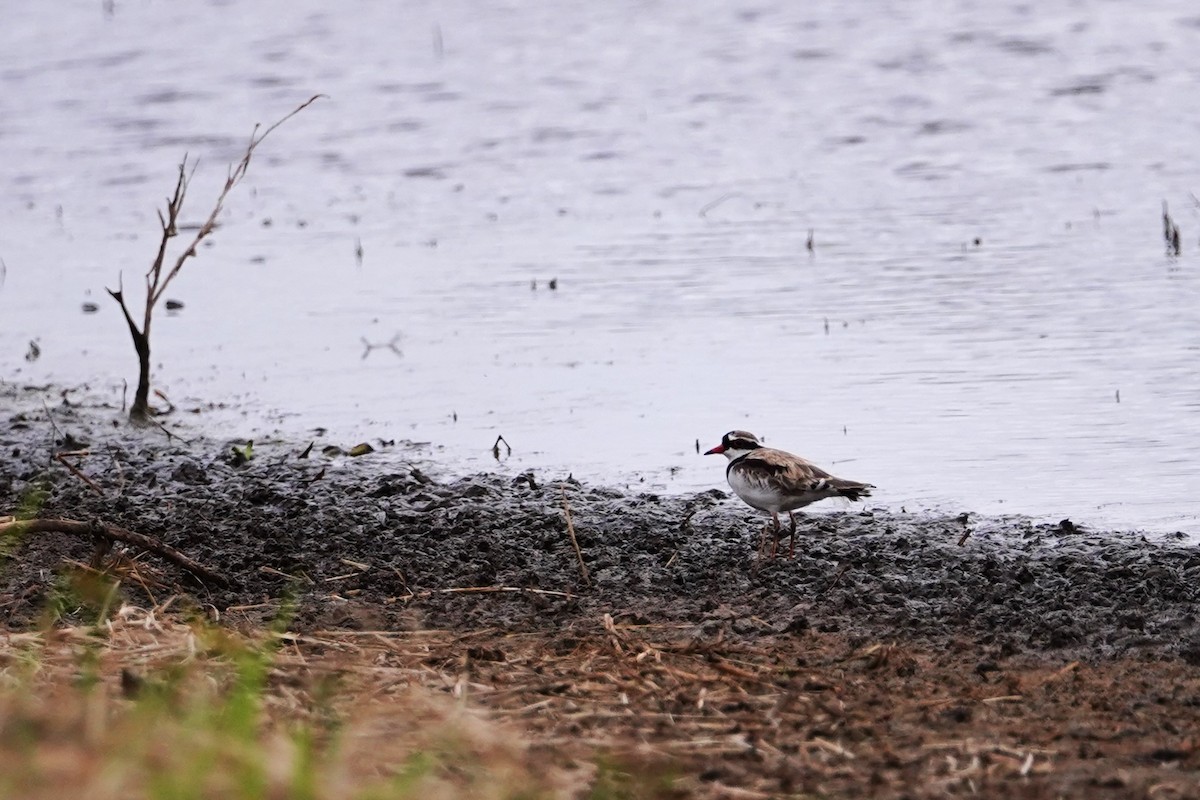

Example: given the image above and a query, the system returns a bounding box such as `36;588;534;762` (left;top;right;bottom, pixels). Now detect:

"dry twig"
561;484;590;586
107;95;324;421
398;585;574;602
0;517;228;587
54;451;103;495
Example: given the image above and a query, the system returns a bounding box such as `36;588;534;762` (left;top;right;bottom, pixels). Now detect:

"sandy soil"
2;387;1199;797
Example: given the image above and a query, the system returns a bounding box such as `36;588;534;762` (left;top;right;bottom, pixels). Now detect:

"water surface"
2;1;1199;534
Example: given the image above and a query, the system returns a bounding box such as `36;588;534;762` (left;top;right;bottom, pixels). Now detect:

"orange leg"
769;513;782;559
787;512;798;559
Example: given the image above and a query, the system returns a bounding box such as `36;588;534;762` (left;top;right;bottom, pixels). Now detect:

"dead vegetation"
0;516;226;587
0;606;580;800
4;396;1200;796
2;604;1197;799
107;96;322;423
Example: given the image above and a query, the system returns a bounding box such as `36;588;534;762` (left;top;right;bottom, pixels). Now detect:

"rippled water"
2;1;1199;534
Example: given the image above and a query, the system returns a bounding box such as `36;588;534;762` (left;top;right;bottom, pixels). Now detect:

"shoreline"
2;386;1197;662
4;385;1200;796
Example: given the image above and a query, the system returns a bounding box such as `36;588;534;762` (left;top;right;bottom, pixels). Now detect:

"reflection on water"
1;0;1198;535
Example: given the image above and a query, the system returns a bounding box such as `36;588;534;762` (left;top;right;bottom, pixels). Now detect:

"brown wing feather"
737;448;873;499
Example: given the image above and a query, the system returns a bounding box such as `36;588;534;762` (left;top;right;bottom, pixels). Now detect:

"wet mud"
2;388;1198;663
4;388;1200;797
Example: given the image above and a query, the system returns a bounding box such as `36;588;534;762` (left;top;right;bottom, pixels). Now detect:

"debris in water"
699;191;753;218
361;333;403;360
165;299;185;311
492;435;512;460
1163;201;1182;255
349;443;375;457
24;340;40;362
152;389;176;415
548;277;558;290
82;302;99;314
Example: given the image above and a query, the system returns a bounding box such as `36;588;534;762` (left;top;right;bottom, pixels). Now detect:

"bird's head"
703;430;763;461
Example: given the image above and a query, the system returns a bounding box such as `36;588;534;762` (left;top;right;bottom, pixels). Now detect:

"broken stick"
0;517;228;587
560;484;590;586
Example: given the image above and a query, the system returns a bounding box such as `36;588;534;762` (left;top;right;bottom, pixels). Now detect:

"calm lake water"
2;1;1199;535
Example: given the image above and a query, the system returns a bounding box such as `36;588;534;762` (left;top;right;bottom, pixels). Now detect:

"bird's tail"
833;480;873;502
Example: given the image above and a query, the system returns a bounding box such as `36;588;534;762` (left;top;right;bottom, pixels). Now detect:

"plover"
705;430;873;558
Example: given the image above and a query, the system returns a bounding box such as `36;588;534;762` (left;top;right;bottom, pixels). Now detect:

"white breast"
727;467;833;513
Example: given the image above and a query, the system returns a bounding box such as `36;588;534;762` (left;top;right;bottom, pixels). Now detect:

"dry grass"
0;605;584;800
2;602;1198;799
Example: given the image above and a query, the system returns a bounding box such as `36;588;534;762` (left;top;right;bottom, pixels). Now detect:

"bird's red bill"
704;444;725;455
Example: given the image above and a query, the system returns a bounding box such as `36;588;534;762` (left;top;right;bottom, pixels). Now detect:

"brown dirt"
2;385;1200;797
362;626;1200;799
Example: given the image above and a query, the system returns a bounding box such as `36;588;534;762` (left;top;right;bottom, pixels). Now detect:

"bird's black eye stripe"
721;431;761;450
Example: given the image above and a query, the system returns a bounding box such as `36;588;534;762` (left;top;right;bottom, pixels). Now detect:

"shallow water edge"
1;383;1197;665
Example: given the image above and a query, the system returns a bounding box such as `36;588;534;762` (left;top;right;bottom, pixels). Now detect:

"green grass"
0;554;688;800
0;610;582;800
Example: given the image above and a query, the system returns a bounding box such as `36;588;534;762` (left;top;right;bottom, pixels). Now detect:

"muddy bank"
2;387;1198;663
